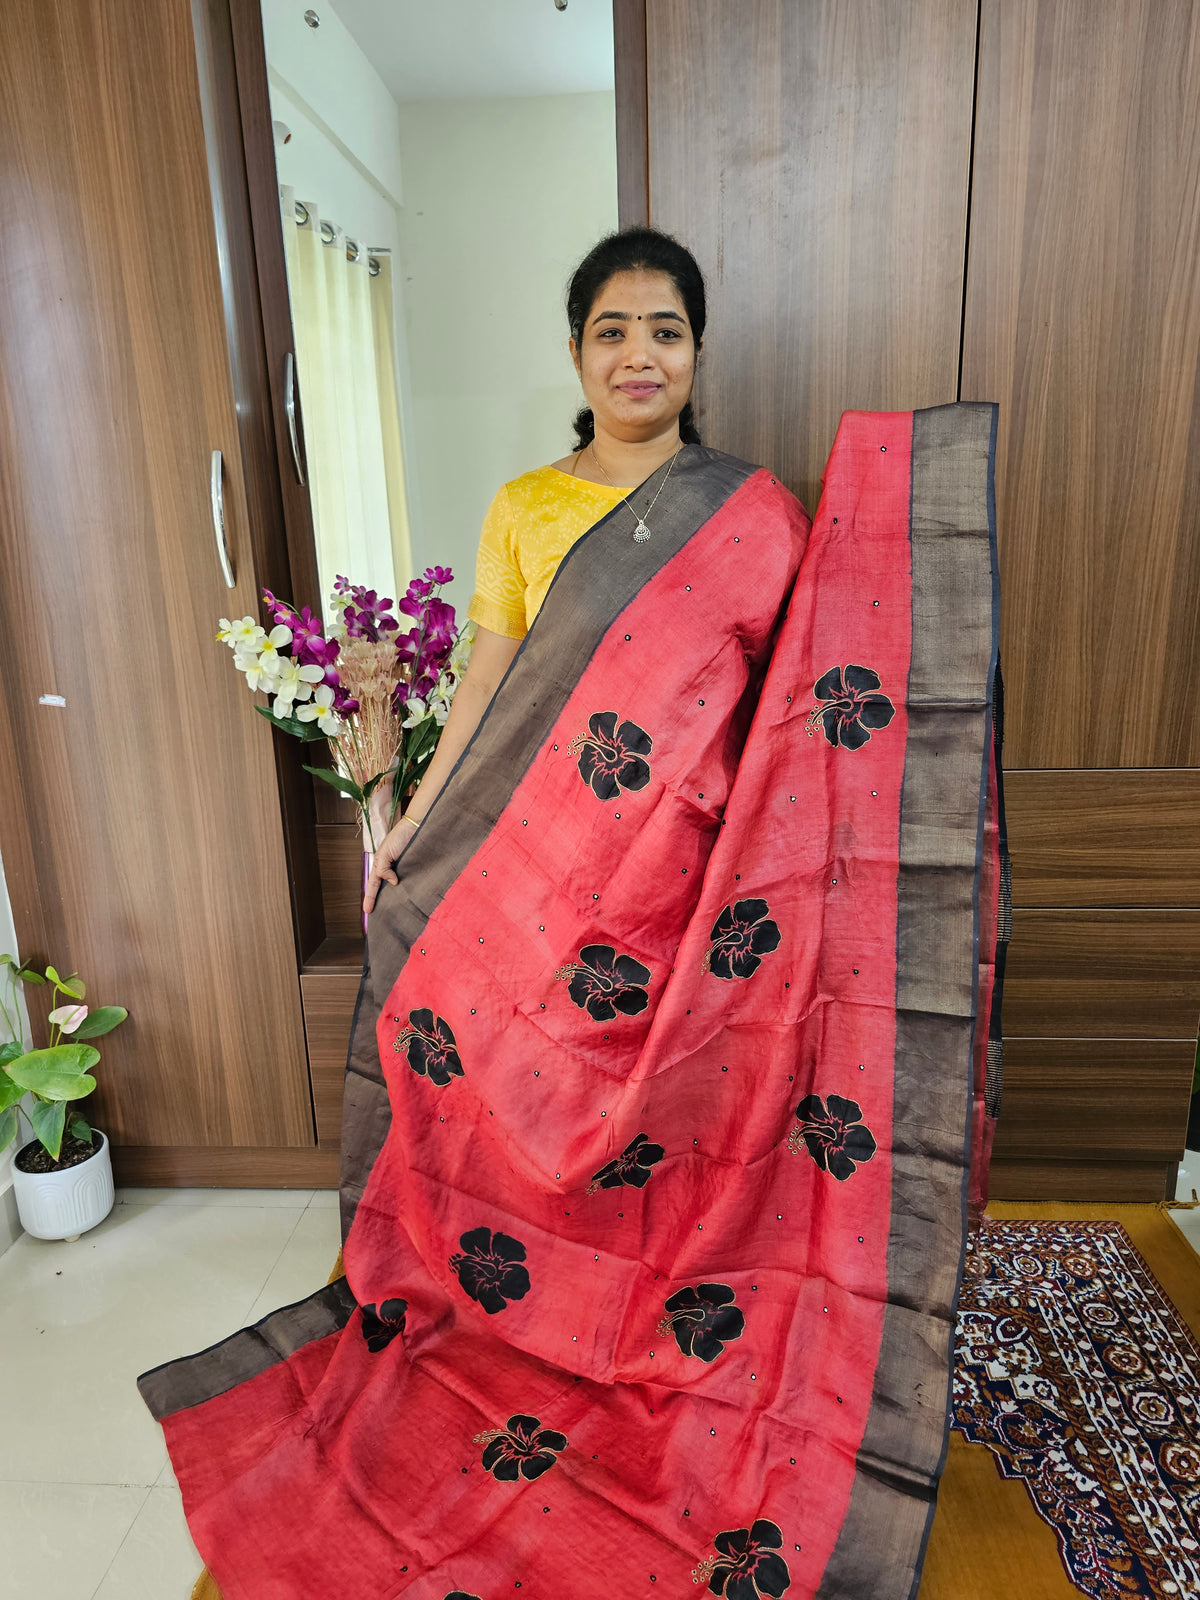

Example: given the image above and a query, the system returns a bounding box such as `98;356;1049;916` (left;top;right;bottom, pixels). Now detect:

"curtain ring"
320;220;337;246
294;200;310;226
368;256;381;277
345;238;360;263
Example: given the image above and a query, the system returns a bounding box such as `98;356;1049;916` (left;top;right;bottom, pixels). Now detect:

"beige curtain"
279;186;413;617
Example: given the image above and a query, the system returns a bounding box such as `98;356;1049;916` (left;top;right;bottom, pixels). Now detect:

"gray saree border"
338;444;761;1240
138;1278;358;1422
817;401;1000;1597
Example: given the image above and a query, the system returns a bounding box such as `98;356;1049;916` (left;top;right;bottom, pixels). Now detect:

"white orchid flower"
297;685;344;737
235;647;282;693
273;659;323;706
49;1003;88;1033
220;616;266;652
401;696;427;729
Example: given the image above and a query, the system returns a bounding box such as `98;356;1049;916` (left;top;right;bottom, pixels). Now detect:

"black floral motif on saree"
805;664;896;749
704;899;781;980
556;944;651;1020
394;1008;463;1086
657;1283;745;1362
788;1093;878;1180
587;1132;664;1195
449;1227;531;1314
473;1413;568;1481
359;1298;408;1352
568;711;653;799
443;1593;481;1599
692;1520;792;1598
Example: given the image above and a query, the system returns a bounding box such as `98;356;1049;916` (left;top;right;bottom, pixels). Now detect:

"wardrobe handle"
284;351;306;486
209;449;236;589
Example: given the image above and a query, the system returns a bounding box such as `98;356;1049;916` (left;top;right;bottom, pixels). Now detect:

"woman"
142;228;1005;1600
364;228;717;915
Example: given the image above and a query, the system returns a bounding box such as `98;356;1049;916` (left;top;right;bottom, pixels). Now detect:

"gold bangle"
399;813;421;831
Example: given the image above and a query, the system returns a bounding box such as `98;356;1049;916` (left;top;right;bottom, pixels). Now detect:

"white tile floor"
6;1164;1200;1599
0;1187;341;1600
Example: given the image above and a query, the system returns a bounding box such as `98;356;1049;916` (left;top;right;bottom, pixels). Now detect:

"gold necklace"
622;445;683;543
587;439;684;542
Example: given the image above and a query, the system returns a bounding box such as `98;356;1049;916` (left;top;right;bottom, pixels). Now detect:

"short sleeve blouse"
466;466;634;639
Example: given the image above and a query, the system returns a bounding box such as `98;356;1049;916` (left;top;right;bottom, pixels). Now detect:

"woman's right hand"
363;817;420;915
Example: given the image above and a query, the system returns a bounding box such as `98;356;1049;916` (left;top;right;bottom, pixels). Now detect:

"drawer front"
1004;909;1200;1037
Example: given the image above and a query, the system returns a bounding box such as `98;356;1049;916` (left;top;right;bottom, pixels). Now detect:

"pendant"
633;521;651;543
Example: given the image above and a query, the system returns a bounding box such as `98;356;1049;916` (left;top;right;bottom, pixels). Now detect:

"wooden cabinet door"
0;0;313;1149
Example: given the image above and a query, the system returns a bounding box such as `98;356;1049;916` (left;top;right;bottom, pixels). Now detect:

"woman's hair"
566;227;706;451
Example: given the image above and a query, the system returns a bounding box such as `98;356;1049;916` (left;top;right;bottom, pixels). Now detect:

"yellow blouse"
466;466;635;640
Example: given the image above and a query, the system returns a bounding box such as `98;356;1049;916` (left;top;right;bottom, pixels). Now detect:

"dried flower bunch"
218;568;472;847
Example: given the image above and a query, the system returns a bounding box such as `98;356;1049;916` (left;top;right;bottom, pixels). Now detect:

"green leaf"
72;1005;128;1040
8;1045;99;1101
29;1097;66;1160
0;1106;18;1154
0;1070;24;1113
302;765;364;803
361;772;387;800
0;1039;23;1066
0;953;13;966
58;974;85;1000
45;966;62;987
69;1115;92;1145
254;703;327;742
17;967;46;985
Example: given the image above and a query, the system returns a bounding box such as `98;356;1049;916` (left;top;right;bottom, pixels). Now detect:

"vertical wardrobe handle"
209;449;236;589
284;351;306;485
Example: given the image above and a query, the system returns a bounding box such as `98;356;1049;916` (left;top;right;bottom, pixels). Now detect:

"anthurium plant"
0;955;128;1164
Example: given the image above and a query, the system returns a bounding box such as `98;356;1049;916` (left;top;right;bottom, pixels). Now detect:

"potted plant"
0;954;128;1241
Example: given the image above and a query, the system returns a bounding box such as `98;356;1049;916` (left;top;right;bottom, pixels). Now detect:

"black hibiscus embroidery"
704;899;781;980
656;1283;745;1363
394;1008;463;1086
568;711;653;799
788;1093;878;1180
805;664;896;750
449;1227;531;1314
359;1297;408;1352
692;1520;792;1598
444;1594;481;1600
473;1413;569;1481
587;1132;665;1195
555;944;651;1020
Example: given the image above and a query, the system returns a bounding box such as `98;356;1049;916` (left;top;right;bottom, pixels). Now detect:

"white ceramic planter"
12;1129;114;1241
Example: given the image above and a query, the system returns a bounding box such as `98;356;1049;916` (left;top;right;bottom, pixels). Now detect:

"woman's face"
571;269;698;443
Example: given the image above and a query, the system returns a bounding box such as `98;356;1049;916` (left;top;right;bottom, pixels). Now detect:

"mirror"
258;0;620;624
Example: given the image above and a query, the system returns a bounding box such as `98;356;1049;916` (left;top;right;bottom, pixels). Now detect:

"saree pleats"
140;408;1003;1600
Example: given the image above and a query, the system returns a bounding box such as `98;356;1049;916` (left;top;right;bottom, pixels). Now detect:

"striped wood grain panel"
643;0;977;518
1006;770;1200;907
962;0;1200;766
1004;910;1200;1039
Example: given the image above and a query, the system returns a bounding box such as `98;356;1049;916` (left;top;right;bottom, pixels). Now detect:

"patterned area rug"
954;1217;1200;1599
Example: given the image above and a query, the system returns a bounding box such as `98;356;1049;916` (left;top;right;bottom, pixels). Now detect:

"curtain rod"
292;199;385;275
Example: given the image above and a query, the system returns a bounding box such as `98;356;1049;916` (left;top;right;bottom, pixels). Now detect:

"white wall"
394;91;618;619
0;852;31;1253
260;0;420;607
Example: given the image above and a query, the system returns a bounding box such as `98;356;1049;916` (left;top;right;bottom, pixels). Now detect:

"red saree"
141;404;1005;1600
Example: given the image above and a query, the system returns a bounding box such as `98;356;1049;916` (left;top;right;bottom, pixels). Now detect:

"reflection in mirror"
259;0;619;623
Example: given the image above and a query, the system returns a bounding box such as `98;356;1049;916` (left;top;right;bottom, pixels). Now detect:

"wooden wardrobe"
617;0;1200;1200
0;0;1196;1199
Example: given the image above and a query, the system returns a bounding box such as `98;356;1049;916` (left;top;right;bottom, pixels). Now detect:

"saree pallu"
140;405;1005;1600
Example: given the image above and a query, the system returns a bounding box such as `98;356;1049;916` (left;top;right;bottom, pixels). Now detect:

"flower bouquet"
218;569;471;855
